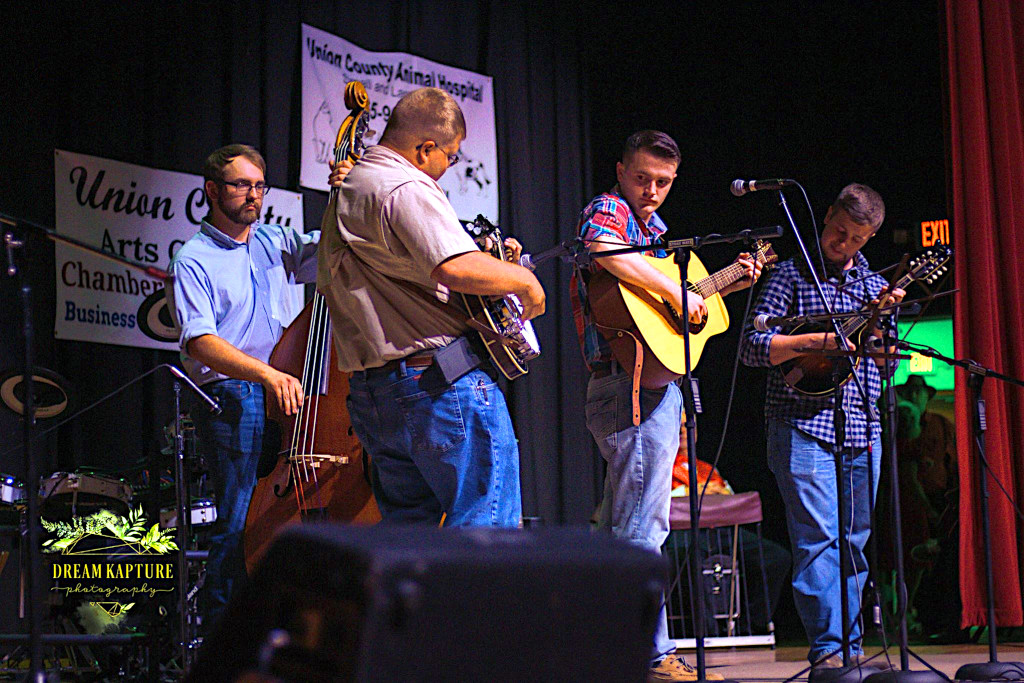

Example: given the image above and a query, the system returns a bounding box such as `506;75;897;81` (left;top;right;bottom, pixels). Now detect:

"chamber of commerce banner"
300;23;499;222
53;150;305;351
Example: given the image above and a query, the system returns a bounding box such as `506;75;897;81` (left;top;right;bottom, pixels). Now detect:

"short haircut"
833;183;885;230
202;144;266;184
380;87;467;149
622;130;681;165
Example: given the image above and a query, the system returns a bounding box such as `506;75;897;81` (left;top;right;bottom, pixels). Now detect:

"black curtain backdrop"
1;1;952;642
0;1;596;549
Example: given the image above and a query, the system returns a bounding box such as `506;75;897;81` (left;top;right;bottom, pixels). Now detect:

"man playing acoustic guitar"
740;183;905;670
570;130;760;682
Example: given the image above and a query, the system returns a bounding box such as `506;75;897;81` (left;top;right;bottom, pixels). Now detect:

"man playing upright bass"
168;144;322;629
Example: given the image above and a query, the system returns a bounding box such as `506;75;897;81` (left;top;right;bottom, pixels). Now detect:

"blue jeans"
191;380;267;630
766;419;881;663
585;371;681;662
347;361;521;527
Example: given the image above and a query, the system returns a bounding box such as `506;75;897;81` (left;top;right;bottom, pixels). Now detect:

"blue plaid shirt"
570;188;667;369
740;251;899;447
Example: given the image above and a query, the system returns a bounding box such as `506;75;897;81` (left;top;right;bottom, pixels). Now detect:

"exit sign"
920;219;950;247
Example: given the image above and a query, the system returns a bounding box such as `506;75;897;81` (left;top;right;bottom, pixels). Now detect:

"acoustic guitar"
588;240;777;388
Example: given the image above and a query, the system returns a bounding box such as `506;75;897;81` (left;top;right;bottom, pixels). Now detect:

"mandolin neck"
837;271;916;338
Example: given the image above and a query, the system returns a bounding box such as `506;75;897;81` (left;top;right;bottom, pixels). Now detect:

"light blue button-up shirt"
168;220;319;385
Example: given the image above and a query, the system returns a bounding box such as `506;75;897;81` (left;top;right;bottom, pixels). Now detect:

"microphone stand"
587;226;774;683
0;212;215;678
884;343;1024;682
675;243;723;683
3;229;43;682
862;322;946;683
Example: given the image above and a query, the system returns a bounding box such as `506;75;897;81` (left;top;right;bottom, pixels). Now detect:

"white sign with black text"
300;24;499;222
53;149;305;351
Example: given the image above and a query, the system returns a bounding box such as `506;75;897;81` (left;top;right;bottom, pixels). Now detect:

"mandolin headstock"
906;242;952;286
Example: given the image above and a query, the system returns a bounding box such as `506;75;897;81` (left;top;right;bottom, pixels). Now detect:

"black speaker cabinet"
188;524;666;682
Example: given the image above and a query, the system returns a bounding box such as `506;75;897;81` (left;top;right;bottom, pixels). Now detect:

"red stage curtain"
944;0;1024;626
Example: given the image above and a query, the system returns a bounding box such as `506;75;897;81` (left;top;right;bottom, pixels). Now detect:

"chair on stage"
663;490;778;649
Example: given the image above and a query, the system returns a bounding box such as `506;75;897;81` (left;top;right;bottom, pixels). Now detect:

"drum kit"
1;428;217;528
0;403;219;679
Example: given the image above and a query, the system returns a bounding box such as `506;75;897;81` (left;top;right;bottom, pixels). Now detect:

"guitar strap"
391;278;516;349
594;321;645;428
628;333;644;427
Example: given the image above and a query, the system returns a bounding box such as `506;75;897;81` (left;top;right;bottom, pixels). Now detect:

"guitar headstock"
906;243;952;286
752;240;779;272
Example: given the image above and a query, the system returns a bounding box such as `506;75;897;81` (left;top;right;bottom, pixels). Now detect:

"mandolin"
779;244;951;396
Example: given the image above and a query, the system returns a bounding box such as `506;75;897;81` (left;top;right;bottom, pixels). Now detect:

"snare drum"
39;472;133;518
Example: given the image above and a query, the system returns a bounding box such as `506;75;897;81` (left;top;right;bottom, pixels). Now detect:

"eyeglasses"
415;143;460;167
220;180;271;196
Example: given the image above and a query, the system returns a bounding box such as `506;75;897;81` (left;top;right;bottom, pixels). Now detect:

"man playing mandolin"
571;130;761;682
739;183;905;669
318;86;544;528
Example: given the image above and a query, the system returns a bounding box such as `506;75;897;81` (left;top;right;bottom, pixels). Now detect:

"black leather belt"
404;353;436;368
370;348;439;374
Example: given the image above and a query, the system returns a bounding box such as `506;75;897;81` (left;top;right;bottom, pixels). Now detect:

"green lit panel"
892;316;954;391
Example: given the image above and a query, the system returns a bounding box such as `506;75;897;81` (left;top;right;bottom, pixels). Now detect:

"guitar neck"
693;261;748;299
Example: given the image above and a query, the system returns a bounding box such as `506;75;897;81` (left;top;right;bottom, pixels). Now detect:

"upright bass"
243;82;380;574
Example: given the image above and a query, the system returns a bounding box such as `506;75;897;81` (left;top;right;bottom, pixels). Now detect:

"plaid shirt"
570;188;667;369
740;251;899;448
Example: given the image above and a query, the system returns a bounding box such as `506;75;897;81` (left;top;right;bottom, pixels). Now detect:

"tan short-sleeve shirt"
317;145;478;371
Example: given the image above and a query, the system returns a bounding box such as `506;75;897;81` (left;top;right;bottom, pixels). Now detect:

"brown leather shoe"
812;654;845;669
648;654;725;681
812;654;895;670
853;654;895;670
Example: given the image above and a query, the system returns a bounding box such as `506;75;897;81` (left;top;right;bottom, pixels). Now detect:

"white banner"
300;24;499;222
53;150;305;351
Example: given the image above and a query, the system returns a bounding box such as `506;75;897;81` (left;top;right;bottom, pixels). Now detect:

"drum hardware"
2;213;217;677
1;474;25;505
160;498;217;529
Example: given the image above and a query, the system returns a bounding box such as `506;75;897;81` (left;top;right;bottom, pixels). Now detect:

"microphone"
752;313;802;332
864;335;912;353
730;178;797;197
168;365;222;415
517;238;583;271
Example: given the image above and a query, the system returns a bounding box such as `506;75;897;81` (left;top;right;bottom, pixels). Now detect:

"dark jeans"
191;379;266;630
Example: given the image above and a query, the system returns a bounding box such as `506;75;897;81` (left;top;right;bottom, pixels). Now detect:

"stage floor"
692;643;1024;681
